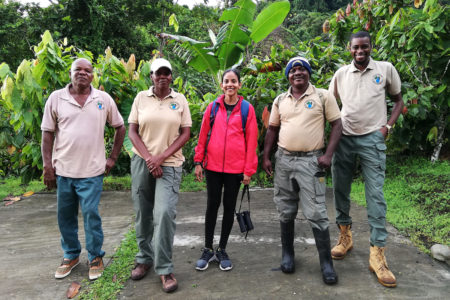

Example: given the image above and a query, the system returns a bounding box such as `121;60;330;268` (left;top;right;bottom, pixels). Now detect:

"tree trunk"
430;112;446;162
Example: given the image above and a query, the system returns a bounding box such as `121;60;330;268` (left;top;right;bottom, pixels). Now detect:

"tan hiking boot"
369;245;397;288
89;257;104;280
55;257;80;279
331;224;353;260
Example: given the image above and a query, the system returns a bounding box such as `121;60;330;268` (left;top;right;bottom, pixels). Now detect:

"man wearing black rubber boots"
263;57;342;284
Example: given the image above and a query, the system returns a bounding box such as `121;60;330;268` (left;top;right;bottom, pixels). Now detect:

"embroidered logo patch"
170;102;179;110
97;101;104;110
305;100;315;109
373;74;383;85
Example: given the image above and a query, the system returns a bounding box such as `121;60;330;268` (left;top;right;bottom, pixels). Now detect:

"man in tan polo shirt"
41;58;125;280
329;31;404;288
263;57;342;285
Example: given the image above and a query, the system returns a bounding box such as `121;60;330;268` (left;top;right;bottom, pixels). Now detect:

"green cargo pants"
332;130;388;247
131;154;182;275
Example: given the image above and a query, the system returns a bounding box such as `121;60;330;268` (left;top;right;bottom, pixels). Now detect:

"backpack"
209;99;250;135
202;98;250;167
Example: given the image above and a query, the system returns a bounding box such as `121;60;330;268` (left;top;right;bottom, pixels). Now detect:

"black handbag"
235;185;254;239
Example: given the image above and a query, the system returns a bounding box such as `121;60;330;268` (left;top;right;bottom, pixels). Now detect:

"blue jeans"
57;175;105;262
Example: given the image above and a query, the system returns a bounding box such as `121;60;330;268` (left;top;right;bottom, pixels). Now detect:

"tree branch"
402;57;424;85
439;58;450;82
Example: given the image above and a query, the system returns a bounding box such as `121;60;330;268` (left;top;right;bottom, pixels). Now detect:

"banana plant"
160;0;290;87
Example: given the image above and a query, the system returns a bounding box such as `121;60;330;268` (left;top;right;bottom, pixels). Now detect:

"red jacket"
194;95;258;176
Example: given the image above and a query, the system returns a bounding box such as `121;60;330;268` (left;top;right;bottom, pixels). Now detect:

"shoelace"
338;233;350;247
375;250;389;271
163;274;174;282
217;249;229;260
200;248;213;260
90;259;101;267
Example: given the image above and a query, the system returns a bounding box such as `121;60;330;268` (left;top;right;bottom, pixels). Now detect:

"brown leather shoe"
131;263;152;280
160;273;178;293
89;257;104;280
55;257;80;279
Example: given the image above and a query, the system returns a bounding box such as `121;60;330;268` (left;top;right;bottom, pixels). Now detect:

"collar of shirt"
60;84;99;106
147;86;175;100
287;83;313;101
350;57;375;73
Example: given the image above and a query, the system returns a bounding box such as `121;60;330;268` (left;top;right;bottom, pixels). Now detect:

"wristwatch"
385;124;392;133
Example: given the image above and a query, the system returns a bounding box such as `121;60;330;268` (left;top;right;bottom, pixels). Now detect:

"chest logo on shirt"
373;74;383;85
169;102;180;110
305;100;315;109
97;101;104;110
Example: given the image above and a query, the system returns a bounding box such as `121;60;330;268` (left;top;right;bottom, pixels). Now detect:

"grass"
349;156;449;253
0;177;46;200
78;229;138;299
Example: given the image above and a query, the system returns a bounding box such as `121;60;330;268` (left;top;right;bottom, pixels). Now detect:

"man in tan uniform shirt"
41;58;125;280
329;31;404;288
263;57;342;284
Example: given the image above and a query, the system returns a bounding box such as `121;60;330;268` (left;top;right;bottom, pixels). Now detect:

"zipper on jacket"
222;108;230;172
221;101;240;172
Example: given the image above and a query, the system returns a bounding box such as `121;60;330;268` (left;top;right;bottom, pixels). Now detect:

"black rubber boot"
280;220;295;273
312;227;338;284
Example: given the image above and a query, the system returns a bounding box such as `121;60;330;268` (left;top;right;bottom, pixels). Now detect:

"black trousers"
204;170;243;249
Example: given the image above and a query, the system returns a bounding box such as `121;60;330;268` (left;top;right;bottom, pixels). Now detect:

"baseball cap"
285;56;312;79
151;58;172;73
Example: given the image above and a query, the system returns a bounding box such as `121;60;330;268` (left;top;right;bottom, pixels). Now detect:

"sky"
17;0;222;9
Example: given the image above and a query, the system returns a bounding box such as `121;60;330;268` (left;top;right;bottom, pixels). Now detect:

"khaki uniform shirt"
269;84;341;152
41;84;124;178
329;58;401;135
128;87;192;167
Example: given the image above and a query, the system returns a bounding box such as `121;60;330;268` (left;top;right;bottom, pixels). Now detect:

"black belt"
279;147;323;157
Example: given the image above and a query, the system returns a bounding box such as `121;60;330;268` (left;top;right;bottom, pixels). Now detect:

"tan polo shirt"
269;84;341;152
41;84;124;178
329;58;401;135
128;87;192;167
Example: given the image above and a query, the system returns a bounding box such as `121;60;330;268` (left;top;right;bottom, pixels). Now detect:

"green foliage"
0;31;74;183
180;172;207;192
288;0;349;13
172;76;215;173
350;156;450;252
0;0;37;69
165;0;290;87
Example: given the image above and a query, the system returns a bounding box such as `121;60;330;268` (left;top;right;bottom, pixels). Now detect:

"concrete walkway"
0;189;448;299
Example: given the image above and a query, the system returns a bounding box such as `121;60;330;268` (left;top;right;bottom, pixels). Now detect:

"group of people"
41;31;403;293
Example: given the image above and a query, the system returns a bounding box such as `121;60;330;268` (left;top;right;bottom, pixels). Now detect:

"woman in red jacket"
193;69;258;271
